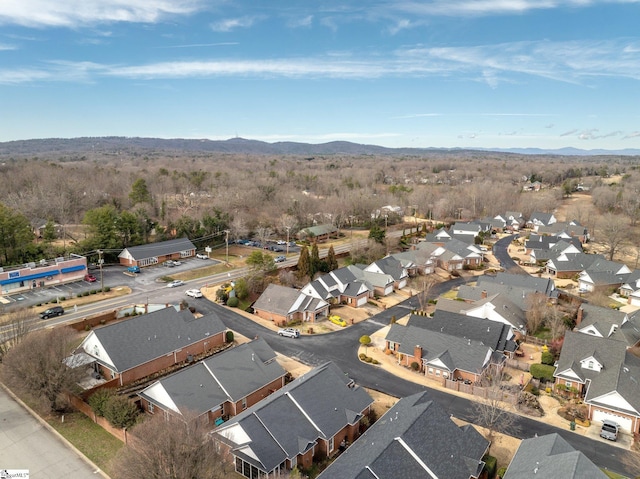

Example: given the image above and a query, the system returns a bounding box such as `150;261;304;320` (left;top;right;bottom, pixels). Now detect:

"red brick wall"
254;309;288;326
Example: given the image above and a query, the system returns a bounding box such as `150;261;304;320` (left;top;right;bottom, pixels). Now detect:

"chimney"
576;307;583;326
414;345;423;371
481;290;487;299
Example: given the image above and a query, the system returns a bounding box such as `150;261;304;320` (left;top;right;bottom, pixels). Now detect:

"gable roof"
385;323;495;374
80;307;226;373
138;339;286;417
555;332;640;416
413;311;517;354
253;284;329;316
214;362;373;474
478;272;556;297
299;224;337;237
503;433;607;479
576;303;628;339
365;256;408;281
118;237;196;261
317;392;489;479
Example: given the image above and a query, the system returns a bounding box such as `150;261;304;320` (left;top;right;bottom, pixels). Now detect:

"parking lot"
1;256;221;311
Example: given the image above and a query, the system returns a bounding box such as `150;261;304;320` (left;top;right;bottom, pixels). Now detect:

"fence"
505;358;530;372
523;335;548;347
67;392;129;443
443;380;518;405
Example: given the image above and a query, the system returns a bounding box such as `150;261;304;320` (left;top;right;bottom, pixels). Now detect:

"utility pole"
98;250;104;294
224;230;230;265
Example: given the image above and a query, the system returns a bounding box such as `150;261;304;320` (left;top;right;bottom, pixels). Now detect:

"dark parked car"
40;306;64;320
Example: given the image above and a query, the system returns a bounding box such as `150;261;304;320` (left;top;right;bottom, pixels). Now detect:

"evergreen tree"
129;178;152;205
368;223;386;244
310;242;321;277
297;246;311;278
326;245;338;271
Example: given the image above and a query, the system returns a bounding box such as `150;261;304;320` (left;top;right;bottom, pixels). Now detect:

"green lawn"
47;412;124;475
602;470;630;479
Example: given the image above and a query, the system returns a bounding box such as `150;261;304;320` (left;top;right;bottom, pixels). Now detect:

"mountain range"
0;136;638;157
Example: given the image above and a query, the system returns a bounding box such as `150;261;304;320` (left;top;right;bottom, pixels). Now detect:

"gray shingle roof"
478;272;555;296
138;338;287;415
118;237;196;260
503;433;607;479
82;307;225;373
385;323;494;374
317;392;489;479
214;362;373;474
576;303;627;338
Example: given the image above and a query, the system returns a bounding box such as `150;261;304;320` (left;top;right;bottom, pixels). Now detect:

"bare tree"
411;276;436;313
0;326;83;412
0;307;34;362
525;292;549;335
472;369;520;442
598;213;630;261
546;307;567;341
110;412;233;479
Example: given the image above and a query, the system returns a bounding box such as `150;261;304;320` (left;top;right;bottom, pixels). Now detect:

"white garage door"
357;296;368;307
592;409;634;433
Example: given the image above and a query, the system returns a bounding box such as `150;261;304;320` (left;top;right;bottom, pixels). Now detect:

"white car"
167;280;185;288
278;328;300;338
186;289;203;298
274;255;286;263
172;260;182;266
196;253;208;259
276;240;286;245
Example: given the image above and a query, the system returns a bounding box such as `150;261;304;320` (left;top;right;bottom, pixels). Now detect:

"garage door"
357;296;368;307
592;409;634;433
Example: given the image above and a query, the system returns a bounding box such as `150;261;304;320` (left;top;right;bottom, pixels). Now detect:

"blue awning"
0;270;60;285
60;265;86;274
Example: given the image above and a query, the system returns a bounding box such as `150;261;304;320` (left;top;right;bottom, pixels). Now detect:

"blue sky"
1;1;639;150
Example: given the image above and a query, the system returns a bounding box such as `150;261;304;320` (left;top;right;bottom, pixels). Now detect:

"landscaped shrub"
225;330;234;343
364;356;373;363
410;361;420;371
59;296;66;301
371;359;379;365
103;395;139;429
226;296;239;307
88;388;115;417
541;351;554;365
359;353;367;360
530;363;555;382
483;455;497;479
104;286;111;292
497;466;507;478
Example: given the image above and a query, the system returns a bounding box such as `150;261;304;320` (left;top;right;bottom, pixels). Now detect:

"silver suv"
278;328;300;338
600;420;619;441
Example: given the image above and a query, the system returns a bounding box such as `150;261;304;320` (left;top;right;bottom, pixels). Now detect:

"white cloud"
623;131;640;139
286;15;313;28
0;43;17;50
210;15;264;32
0;0;203;28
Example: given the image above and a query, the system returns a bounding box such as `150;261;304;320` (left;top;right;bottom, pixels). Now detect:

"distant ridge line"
0;136;638;157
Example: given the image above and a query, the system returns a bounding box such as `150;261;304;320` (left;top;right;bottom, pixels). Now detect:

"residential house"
537;220;589;244
553;331;640;434
417;238;484;271
494;211;525;231
526;212;557;230
503;433;607;479
302;265;373;307
575;303;640;349
364;256;409;290
212;362;373;478
545;251;598;279
118;237;196;268
577;257;632;292
138;339;287;425
297;224;338;242
78;307;226;386
385;322;500;383
252;284;329;325
409;311;519;356
391;248;435;275
317;391;490;479
437;292;528;338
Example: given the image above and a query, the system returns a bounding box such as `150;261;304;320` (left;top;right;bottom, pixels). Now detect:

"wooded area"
1;141;639;267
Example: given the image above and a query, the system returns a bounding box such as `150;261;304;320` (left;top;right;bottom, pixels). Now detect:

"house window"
328;437;334;453
588;361;593;369
435;370;440;377
220;404;224;414
242;398;247;410
566;381;572;388
428;368;434;375
148;402;154;413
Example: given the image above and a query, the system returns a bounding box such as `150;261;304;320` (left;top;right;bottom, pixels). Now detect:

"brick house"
212;362;373;478
78;307;226;386
252;284;329;325
118;237;196;268
138;338;287;426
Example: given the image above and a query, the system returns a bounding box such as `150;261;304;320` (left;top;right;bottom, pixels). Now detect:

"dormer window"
588;361;594;369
